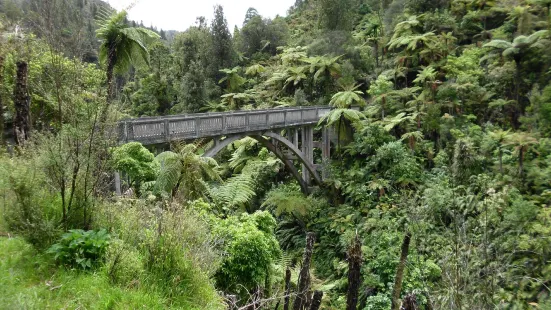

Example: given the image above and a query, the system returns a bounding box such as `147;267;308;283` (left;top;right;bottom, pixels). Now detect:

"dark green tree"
210;5;235;81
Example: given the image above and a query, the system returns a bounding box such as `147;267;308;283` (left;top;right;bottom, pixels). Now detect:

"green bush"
111;142;159;191
94;199;224;309
105;239;145;287
215;211;282;296
1;155;62;249
363;294;391;310
47;229;111;270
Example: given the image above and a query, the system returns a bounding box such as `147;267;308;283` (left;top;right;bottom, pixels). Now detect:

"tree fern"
154;143;221;201
261;183;312;217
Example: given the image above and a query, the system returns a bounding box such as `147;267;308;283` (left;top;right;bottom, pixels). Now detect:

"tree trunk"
391;233;412;310
293;232;315;310
374;40;379;68
499;148;503;175
284;268;292;310
381;96;386;120
14;61;31;145
513;58;522;129
101;46;117;124
0;56;4;145
107;46;117;103
402;293;418;310
346;234;362;310
519;147;525;178
309;291;323;310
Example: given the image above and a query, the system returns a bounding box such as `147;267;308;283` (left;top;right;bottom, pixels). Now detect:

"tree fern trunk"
14;61;31;145
499;148;503;175
346;234;362;310
309;291;323;310
284;268;292;310
293;232;315;310
391;233;411;310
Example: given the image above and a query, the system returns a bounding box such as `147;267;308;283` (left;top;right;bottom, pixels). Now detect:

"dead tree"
14;61;31;145
346;234;362;310
391;233;412;310
401;293;418;310
226;295;237;310
293;232;315;310
309;291;323;310
284;268;292;310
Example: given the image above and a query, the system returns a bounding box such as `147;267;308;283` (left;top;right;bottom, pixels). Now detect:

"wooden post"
293;232;315;310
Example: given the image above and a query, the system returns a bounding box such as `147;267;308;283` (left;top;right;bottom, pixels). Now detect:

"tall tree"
483;30;549;126
504;132;538;178
96;10;159;104
210;5;235;81
177;61;208;113
243;7;259;25
318;0;357;31
13;61;30;145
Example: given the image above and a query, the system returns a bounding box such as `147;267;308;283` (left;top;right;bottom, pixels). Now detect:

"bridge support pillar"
301;126;314;185
286;128;299;148
115;172;122;196
321;127;331;179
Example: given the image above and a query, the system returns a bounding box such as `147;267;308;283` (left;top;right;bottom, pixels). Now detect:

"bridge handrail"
119;106;332;145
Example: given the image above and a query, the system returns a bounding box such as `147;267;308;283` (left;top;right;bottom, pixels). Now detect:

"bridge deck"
119;106;331;145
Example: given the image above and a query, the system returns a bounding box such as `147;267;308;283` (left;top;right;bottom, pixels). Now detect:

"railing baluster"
195;118;200;138
164;119;169;142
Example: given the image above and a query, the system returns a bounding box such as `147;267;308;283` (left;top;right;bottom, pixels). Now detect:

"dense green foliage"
47;229;111;270
1;0;551;309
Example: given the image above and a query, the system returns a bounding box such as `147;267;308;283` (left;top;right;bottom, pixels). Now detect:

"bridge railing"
119;106;332;145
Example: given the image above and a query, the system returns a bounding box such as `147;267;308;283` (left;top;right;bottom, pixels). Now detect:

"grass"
0;237;169;310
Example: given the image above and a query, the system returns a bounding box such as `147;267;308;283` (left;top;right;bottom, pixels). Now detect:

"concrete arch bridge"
118;106;334;194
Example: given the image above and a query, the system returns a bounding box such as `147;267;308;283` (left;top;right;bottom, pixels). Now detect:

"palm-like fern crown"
155;143;221;201
330;83;365;108
483;30;549;58
96;10;160;74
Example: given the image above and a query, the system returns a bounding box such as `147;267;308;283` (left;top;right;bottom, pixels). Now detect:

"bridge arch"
203;131;322;194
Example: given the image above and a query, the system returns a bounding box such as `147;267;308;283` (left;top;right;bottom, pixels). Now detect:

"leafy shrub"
47;229;110;270
215;211;281;296
111;142;159;190
363;294;391;310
